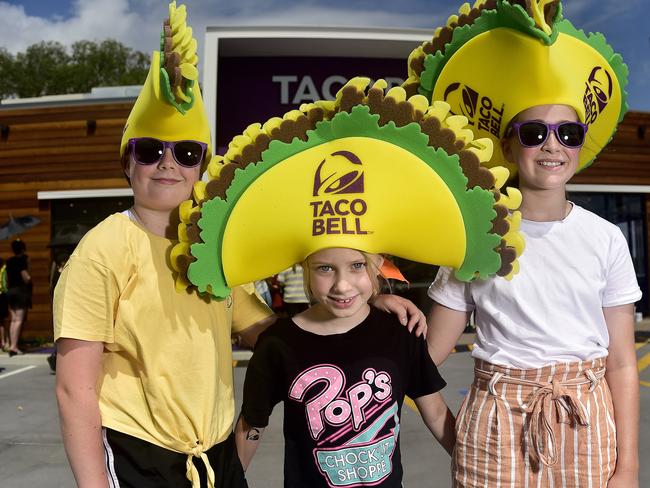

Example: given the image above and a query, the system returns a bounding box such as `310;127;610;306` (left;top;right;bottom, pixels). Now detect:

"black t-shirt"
6;255;28;289
242;308;446;487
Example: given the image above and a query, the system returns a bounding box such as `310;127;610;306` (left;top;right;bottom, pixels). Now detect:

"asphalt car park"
1;340;649;487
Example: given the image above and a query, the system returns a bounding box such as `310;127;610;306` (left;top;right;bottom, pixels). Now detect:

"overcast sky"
1;0;648;110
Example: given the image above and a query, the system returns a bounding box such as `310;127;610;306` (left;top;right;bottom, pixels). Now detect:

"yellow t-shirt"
53;213;271;455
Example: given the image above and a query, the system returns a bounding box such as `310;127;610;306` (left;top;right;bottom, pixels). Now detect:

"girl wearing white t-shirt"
427;104;641;488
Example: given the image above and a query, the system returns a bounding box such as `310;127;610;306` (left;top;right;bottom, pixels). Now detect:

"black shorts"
6;287;31;310
0;293;7;320
102;428;248;488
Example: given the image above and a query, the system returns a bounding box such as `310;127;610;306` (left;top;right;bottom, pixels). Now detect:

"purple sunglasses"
510;121;588;148
127;137;207;168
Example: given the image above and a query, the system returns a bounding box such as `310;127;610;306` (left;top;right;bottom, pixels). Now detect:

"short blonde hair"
301;249;382;303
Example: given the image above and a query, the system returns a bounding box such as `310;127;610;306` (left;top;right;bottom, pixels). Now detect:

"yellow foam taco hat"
403;0;628;177
120;1;211;164
171;78;525;299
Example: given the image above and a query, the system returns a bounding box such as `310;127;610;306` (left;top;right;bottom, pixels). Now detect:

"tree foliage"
0;47;17;99
0;40;149;99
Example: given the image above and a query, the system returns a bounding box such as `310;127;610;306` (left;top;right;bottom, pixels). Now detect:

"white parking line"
0;365;37;380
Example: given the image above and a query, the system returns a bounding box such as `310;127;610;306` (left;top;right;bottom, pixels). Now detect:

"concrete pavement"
1;336;649;487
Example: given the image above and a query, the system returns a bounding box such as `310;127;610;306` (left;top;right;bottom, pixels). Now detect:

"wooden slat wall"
571;112;650;184
0;101;648;342
0;101;133;341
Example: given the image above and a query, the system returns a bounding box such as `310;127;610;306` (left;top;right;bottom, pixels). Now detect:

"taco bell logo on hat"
443;83;479;121
312;150;365;196
310;151;370;236
443;82;504;137
583;66;613;125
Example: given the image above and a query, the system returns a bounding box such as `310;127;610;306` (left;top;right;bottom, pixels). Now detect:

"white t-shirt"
428;204;642;368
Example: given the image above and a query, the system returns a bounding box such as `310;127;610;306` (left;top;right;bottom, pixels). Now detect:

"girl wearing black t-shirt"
235;247;455;487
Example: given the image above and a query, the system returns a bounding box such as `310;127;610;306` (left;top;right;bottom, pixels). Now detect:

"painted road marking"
404;396;417;412
638;340;650;388
638;352;650;374
0;365;36;380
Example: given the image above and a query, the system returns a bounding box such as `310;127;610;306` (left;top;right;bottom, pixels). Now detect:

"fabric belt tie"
185;443;216;488
475;366;604;467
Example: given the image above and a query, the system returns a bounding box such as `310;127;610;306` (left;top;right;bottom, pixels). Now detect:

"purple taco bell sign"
201;26;430;154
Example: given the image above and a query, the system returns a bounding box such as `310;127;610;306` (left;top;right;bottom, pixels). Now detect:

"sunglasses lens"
557;123;586;147
173;141;205;167
133;138;164;165
517;122;548;147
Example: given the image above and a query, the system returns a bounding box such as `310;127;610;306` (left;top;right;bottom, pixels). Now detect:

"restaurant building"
1;27;648;341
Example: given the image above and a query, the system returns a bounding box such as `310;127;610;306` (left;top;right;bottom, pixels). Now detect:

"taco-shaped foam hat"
171;78;525;298
120;1;211;166
403;0;628;176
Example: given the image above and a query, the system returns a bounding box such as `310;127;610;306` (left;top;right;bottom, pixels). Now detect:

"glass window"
48;197;133;291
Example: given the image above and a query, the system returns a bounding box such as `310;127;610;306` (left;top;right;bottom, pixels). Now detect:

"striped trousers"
453;358;616;488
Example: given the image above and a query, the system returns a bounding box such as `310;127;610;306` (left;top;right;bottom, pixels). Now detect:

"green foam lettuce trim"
187;198;230;298
158;44;195;115
419;0;563;99
555;19;629;171
188;105;502;297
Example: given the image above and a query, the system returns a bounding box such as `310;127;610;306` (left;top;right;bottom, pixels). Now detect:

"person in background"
268;275;284;313
0;257;9;351
46;248;73;373
277;264;310;316
5;239;31;357
253;279;273;309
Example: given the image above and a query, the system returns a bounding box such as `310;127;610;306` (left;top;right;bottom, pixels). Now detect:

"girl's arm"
426;302;471;365
20;269;31;284
56;338;108;488
371;294;427;337
414;392;456;455
235;315;277;349
22;255;32;283
603;303;639;488
235;415;266;471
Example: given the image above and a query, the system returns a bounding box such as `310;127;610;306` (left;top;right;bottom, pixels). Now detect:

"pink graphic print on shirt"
289;365;392;440
289;365;399;486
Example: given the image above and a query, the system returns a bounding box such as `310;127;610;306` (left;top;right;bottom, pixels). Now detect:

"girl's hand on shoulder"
371;294;427;337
